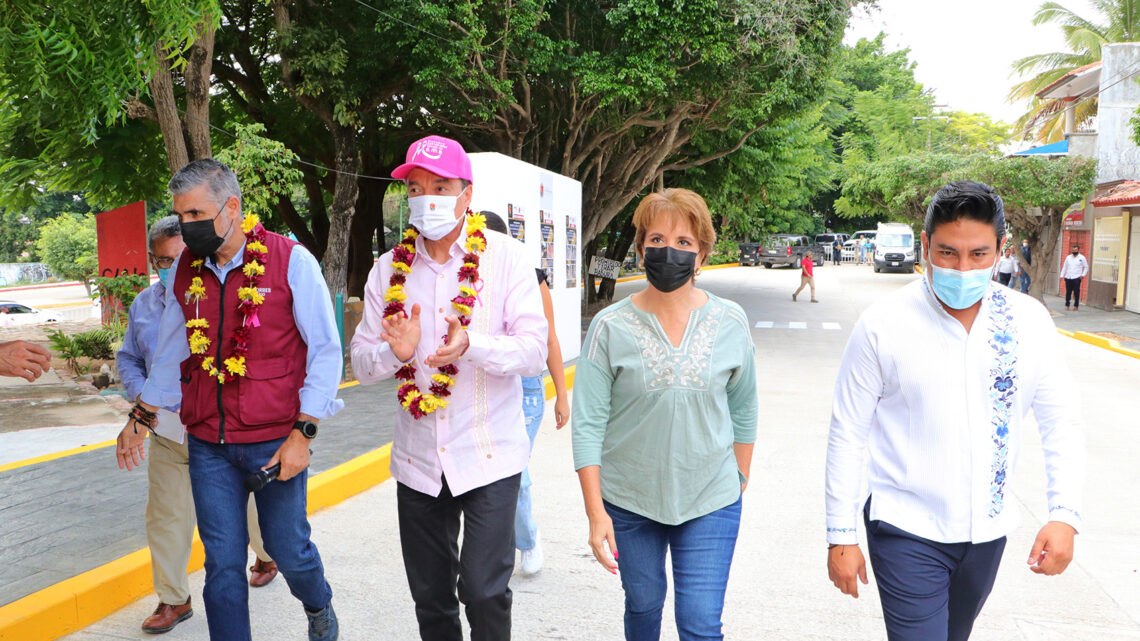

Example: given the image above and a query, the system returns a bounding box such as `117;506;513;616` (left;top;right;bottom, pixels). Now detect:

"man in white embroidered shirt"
350;134;548;641
825;181;1084;641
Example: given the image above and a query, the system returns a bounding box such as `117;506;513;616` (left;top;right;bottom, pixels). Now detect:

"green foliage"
34;213;98;285
47;329;84;374
0;192;92;262
93;273;150;322
1009;1;1140;142
214;122;304;232
709;236;740;265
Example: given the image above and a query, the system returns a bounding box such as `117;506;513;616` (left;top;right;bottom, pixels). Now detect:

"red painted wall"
1059;229;1090;302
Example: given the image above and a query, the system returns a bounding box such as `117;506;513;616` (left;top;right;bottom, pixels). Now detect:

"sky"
844;0;1099;126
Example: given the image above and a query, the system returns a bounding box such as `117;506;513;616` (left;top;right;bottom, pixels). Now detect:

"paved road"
44;264;1140;639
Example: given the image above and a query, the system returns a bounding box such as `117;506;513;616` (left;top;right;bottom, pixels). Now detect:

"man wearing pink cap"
350;135;548;640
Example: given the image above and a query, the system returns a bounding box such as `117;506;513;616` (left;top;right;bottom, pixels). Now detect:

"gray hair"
148;215;182;253
168;158;242;207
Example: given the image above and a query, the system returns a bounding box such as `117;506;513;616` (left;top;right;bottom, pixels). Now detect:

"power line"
348;0;453;43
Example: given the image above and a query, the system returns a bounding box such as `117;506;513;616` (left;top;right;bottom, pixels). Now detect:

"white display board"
469;152;582;363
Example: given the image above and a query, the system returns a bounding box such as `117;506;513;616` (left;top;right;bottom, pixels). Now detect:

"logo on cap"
412;139;447;161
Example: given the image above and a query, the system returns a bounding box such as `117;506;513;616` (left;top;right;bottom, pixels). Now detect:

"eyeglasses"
151;255;176;269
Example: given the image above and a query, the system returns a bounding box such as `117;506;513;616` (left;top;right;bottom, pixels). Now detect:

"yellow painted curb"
0;439;117;474
0;445;392;641
1066;330;1140;360
544;364;576;400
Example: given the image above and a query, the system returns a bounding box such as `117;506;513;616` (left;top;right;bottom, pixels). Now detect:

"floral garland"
184;213;269;383
386;211;486;419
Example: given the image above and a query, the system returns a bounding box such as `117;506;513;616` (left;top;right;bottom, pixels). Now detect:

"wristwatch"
293;420;318;439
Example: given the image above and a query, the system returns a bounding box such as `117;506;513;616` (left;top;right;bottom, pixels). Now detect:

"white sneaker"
519;538;544;575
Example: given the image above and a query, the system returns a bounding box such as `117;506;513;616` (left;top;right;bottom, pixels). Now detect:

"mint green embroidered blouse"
571;293;758;525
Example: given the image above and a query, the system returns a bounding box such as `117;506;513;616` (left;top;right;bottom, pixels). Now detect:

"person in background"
1060;243;1089;311
573;188;757;641
350;135;547;640
480;210;570;575
826;181;1084;641
0;340;50;380
793;251;818;303
1019;238;1032;294
832;238;843;266
115;216;277;635
995;246;1016;287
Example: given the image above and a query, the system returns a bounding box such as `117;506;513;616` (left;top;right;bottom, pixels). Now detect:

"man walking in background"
1060;243;1088;311
793;251;818;303
995;247;1016;287
115;216;277;635
833;238;843;266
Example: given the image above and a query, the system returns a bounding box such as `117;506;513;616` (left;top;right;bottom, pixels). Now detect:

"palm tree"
1009;0;1140;143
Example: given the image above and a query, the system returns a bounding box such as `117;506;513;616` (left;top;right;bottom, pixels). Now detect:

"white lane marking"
754;321;774;328
788;322;807;329
822;322;841;330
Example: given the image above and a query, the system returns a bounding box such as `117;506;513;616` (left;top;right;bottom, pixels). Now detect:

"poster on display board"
468;152;582;362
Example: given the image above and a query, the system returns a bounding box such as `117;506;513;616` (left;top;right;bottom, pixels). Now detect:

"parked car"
760;234;823;268
844;230;877;248
814;233;849;246
873;222;916;273
0;301;63;327
738;242;762;266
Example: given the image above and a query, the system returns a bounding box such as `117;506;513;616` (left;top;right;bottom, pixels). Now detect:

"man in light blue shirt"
116;216;277;634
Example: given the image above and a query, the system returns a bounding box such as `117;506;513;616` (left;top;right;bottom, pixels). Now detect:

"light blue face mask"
157;267;173;290
928;262;993;309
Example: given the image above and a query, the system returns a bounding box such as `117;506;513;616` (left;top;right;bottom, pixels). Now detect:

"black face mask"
643;246;697;293
1072;250;1079;255
180;202;233;258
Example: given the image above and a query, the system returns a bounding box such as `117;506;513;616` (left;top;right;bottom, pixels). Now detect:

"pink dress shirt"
350;226;549;497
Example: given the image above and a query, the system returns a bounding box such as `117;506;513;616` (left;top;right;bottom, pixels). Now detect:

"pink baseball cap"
391;135;473;182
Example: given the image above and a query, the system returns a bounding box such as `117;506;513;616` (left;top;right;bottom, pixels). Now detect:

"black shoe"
306;603;339;641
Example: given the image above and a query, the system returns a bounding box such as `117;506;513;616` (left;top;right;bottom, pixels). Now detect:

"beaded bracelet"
130;404;157;433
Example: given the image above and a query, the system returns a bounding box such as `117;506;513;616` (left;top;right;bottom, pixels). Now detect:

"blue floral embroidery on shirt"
986;289;1018;518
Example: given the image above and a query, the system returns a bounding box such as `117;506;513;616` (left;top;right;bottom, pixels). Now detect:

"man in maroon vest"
116;159;344;641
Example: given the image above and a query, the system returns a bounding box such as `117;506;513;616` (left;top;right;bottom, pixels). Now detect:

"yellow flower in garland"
403;228;419;240
238;286;266;305
384;284;407;303
464;234;486;253
462;261;477;271
248;240;269;254
431;373;456;387
242;260;266;278
458;285;478;299
224;356;247;377
419;395;448;413
188;277;207;301
191;259;205;269
201;357;215;373
452;302;473;316
465;213;487;236
392;261;411;274
400;387;422;410
241;214;261;234
189;330;211;355
186;318;209;329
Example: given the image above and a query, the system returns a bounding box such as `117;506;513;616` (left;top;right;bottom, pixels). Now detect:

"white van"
873;222;916;273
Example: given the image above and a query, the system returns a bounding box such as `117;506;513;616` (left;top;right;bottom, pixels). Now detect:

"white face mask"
408;194;463;240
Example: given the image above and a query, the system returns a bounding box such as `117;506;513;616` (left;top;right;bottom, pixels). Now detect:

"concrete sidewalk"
1045;293;1140;352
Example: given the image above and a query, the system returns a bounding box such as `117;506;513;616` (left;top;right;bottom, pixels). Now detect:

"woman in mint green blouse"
572;188;758;641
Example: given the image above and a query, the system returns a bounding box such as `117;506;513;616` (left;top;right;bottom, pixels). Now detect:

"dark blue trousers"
864;501;1005;641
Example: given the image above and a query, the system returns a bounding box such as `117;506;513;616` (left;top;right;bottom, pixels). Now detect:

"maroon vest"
173;232;307;444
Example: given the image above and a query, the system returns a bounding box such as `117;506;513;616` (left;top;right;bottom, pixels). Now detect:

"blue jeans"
515;376;544;551
188;435;332;641
1019;271;1030;294
605;498;742;641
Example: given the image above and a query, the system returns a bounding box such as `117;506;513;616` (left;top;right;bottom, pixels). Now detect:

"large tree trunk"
322;124;359;300
149;48;190;175
1026;207;1065;302
347;172;385;299
181;19;216;160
